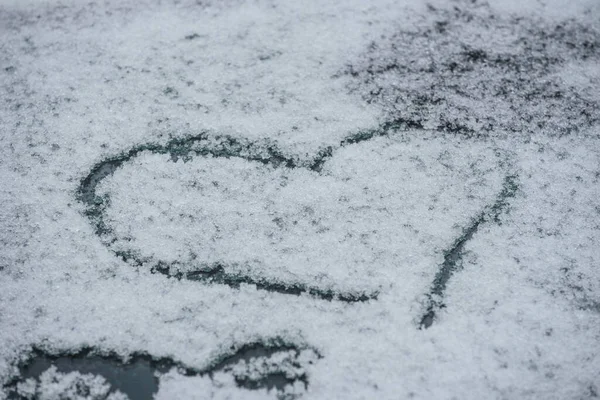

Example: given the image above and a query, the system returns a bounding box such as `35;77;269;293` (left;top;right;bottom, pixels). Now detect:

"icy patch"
5;341;320;400
14;366;128;400
154;342;319;400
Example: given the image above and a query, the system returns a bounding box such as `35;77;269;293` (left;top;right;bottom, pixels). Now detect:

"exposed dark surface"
8;351;166;400
5;340;321;400
210;340;320;392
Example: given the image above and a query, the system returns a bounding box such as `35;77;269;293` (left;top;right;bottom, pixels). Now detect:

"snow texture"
1;0;599;399
15;367;128;400
97;135;503;299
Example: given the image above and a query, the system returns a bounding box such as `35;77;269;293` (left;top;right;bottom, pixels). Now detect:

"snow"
97;134;503;298
1;0;599;399
15;366;129;400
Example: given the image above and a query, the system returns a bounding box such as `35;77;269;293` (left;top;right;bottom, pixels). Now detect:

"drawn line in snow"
419;174;519;329
78;124;408;303
71;122;518;396
77;122;516;316
5;339;321;400
178;265;375;303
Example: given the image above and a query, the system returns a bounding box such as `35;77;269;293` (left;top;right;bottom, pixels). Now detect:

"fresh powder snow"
1;0;599;399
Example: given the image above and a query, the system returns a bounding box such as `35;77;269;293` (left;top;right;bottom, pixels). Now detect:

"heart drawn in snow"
78;124;512;317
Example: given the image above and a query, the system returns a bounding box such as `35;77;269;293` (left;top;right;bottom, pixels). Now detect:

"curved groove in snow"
77;123;516;315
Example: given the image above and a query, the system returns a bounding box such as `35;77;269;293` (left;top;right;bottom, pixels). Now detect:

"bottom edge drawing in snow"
7;123;519;399
5;339;321;400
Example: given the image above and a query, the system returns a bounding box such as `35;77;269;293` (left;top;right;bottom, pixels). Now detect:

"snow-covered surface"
1;0;599;399
99;135;503;297
15;367;129;400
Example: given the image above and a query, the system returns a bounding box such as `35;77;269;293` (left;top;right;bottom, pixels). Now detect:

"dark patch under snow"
4;339;320;400
342;0;600;137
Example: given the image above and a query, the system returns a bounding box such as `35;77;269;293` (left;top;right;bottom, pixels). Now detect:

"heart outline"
77;121;518;323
